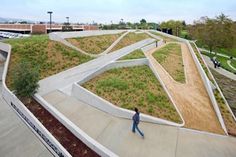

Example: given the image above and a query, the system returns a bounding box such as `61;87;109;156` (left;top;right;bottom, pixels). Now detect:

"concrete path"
227;60;236;71
202;55;236;81
199;48;236;61
38;38;155;96
43;90;236;157
0;65;52;157
145;42;223;134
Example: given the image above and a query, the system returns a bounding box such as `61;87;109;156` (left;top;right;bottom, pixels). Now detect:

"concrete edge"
0;42;71;157
34;94;118;157
73;59;185;127
100;31;130;55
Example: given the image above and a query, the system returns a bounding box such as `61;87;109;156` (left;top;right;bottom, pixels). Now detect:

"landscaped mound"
66;33;123;54
5;35;93;89
152;43;185;83
110;32;151;52
119;49;145;60
82;65;182;123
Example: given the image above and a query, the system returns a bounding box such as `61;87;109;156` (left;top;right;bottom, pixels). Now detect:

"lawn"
149;31;177;42
110;32;151;52
201;51;236;73
5;35;93;89
82;65;182;123
66;33;123;54
119;49;145;60
217;48;236;58
152;43;185;83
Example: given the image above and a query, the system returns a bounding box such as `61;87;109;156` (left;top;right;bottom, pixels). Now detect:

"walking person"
132;108;144;138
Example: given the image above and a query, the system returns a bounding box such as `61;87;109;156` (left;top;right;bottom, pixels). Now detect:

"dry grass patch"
110;32;151;52
152;43;185;83
5;35;93;89
82;65;182;123
66;33;123;54
119;49;145;60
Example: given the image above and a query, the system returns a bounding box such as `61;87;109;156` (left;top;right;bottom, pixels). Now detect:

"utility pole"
47;11;53;33
66;17;69;25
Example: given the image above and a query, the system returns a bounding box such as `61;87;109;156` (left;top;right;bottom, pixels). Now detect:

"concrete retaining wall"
0;42;72;157
51;30;126;39
73;59;184;127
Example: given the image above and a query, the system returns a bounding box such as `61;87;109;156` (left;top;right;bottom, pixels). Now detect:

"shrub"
12;61;40;103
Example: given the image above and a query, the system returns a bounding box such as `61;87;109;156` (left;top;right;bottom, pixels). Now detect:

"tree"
189;14;234;54
12;61;40;103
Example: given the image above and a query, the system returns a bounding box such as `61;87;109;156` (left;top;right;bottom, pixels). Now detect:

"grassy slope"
66;33;123;54
110;32;151;52
119;49;145;60
5;35;93;89
152;43;185;83
201;51;236;73
82;65;182;123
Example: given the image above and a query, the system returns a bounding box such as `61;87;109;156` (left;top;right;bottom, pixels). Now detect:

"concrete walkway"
0;65;52;157
199;48;236;61
43;90;236;157
202;55;236;81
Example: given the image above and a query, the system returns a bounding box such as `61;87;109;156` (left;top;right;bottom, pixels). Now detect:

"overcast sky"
1;0;235;24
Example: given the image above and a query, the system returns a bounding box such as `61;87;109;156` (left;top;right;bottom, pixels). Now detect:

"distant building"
0;24;99;34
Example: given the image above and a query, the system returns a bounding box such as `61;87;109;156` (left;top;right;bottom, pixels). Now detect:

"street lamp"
47;11;53;33
66;17;69;25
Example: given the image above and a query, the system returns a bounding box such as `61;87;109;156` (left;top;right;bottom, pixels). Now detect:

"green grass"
149;31;177;42
82;65;182;123
66;33;123;54
119;49;145;60
152;43;185;83
110;32;151;52
230;59;236;69
5;35;94;89
201;51;236;73
217;48;236;58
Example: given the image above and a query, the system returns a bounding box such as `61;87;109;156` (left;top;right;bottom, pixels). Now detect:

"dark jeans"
132;122;144;136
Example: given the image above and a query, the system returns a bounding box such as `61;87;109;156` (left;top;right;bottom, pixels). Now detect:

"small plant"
12;61;40;103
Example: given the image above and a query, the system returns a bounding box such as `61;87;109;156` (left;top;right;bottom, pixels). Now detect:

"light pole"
66;17;69;25
47;11;53;33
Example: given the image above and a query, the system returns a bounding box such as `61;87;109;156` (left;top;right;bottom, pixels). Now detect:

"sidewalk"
43;90;236;157
202;55;236;81
0;83;52;156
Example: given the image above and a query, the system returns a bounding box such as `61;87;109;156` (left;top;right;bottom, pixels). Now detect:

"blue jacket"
132;112;140;124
